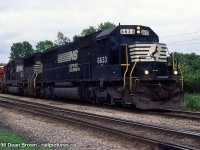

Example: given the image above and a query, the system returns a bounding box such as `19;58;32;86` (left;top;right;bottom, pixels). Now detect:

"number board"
120;29;135;35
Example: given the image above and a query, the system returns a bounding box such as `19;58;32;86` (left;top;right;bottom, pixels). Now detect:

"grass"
183;93;200;111
0;129;48;150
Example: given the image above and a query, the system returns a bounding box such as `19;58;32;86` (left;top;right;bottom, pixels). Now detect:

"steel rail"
151;109;200;121
166;109;200;116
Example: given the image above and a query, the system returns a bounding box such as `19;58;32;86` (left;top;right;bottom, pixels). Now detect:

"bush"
183;94;200;111
175;52;200;93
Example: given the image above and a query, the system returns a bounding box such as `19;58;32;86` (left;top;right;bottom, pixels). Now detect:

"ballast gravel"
0;107;155;150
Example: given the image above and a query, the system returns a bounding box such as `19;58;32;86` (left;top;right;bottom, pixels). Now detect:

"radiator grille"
129;44;167;62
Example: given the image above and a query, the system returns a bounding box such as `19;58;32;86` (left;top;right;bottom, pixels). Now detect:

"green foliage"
183;94;200;111
10;41;34;61
0;129;25;144
35;40;54;53
175;52;200;93
81;26;97;36
81;21;116;36
73;34;81;41
97;22;116;30
0;63;6;66
0;129;49;150
54;31;71;45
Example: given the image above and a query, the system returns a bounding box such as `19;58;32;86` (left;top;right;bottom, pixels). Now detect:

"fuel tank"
8;86;20;94
54;87;80;100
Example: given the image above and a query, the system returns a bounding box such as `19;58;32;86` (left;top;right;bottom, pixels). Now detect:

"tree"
73;34;81;41
35;40;54;53
80;22;116;37
81;26;97;36
97;22;116;30
175;52;200;93
54;31;71;45
0;63;6;66
10;41;34;61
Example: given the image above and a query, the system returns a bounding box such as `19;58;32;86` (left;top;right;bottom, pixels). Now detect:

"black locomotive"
2;24;184;109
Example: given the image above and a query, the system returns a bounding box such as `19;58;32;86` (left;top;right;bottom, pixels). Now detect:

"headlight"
174;70;178;75
137;30;140;34
144;70;149;75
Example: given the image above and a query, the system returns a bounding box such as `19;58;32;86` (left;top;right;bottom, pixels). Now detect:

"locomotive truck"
1;24;184;109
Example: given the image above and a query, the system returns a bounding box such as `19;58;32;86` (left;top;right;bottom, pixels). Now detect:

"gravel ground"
1;94;199;132
0;106;157;150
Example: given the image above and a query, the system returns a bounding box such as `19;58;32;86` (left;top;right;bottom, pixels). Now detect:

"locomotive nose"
157;88;169;100
149;86;170;101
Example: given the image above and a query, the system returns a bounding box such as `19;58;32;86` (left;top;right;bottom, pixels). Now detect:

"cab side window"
110;36;118;51
97;39;106;53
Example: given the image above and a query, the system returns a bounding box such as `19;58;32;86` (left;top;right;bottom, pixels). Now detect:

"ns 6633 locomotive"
2;24;184;109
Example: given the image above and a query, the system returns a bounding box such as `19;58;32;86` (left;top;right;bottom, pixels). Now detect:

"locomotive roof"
95;25;158;40
96;26;117;40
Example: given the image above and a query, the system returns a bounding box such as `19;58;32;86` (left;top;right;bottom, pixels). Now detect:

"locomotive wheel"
40;88;46;98
35;87;41;97
22;88;28;96
45;87;52;98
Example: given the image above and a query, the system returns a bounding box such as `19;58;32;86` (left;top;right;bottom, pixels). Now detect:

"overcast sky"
0;0;200;63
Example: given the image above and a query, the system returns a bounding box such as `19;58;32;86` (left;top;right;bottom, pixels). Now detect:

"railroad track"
0;97;199;150
144;109;200;122
161;109;200;121
1;94;199;121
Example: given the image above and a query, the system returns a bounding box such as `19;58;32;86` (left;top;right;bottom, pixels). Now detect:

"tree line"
175;52;200;93
9;22;116;61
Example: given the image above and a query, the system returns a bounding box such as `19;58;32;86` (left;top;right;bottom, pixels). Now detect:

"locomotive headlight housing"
137;30;141;34
144;70;149;75
174;70;178;75
137;26;141;34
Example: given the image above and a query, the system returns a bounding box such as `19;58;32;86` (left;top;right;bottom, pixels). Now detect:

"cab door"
93;38;109;79
93;36;121;80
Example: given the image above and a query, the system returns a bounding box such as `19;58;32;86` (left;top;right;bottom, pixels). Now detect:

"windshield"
122;36;159;45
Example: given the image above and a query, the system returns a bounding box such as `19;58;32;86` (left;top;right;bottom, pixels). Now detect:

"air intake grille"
129;44;167;62
33;61;43;73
